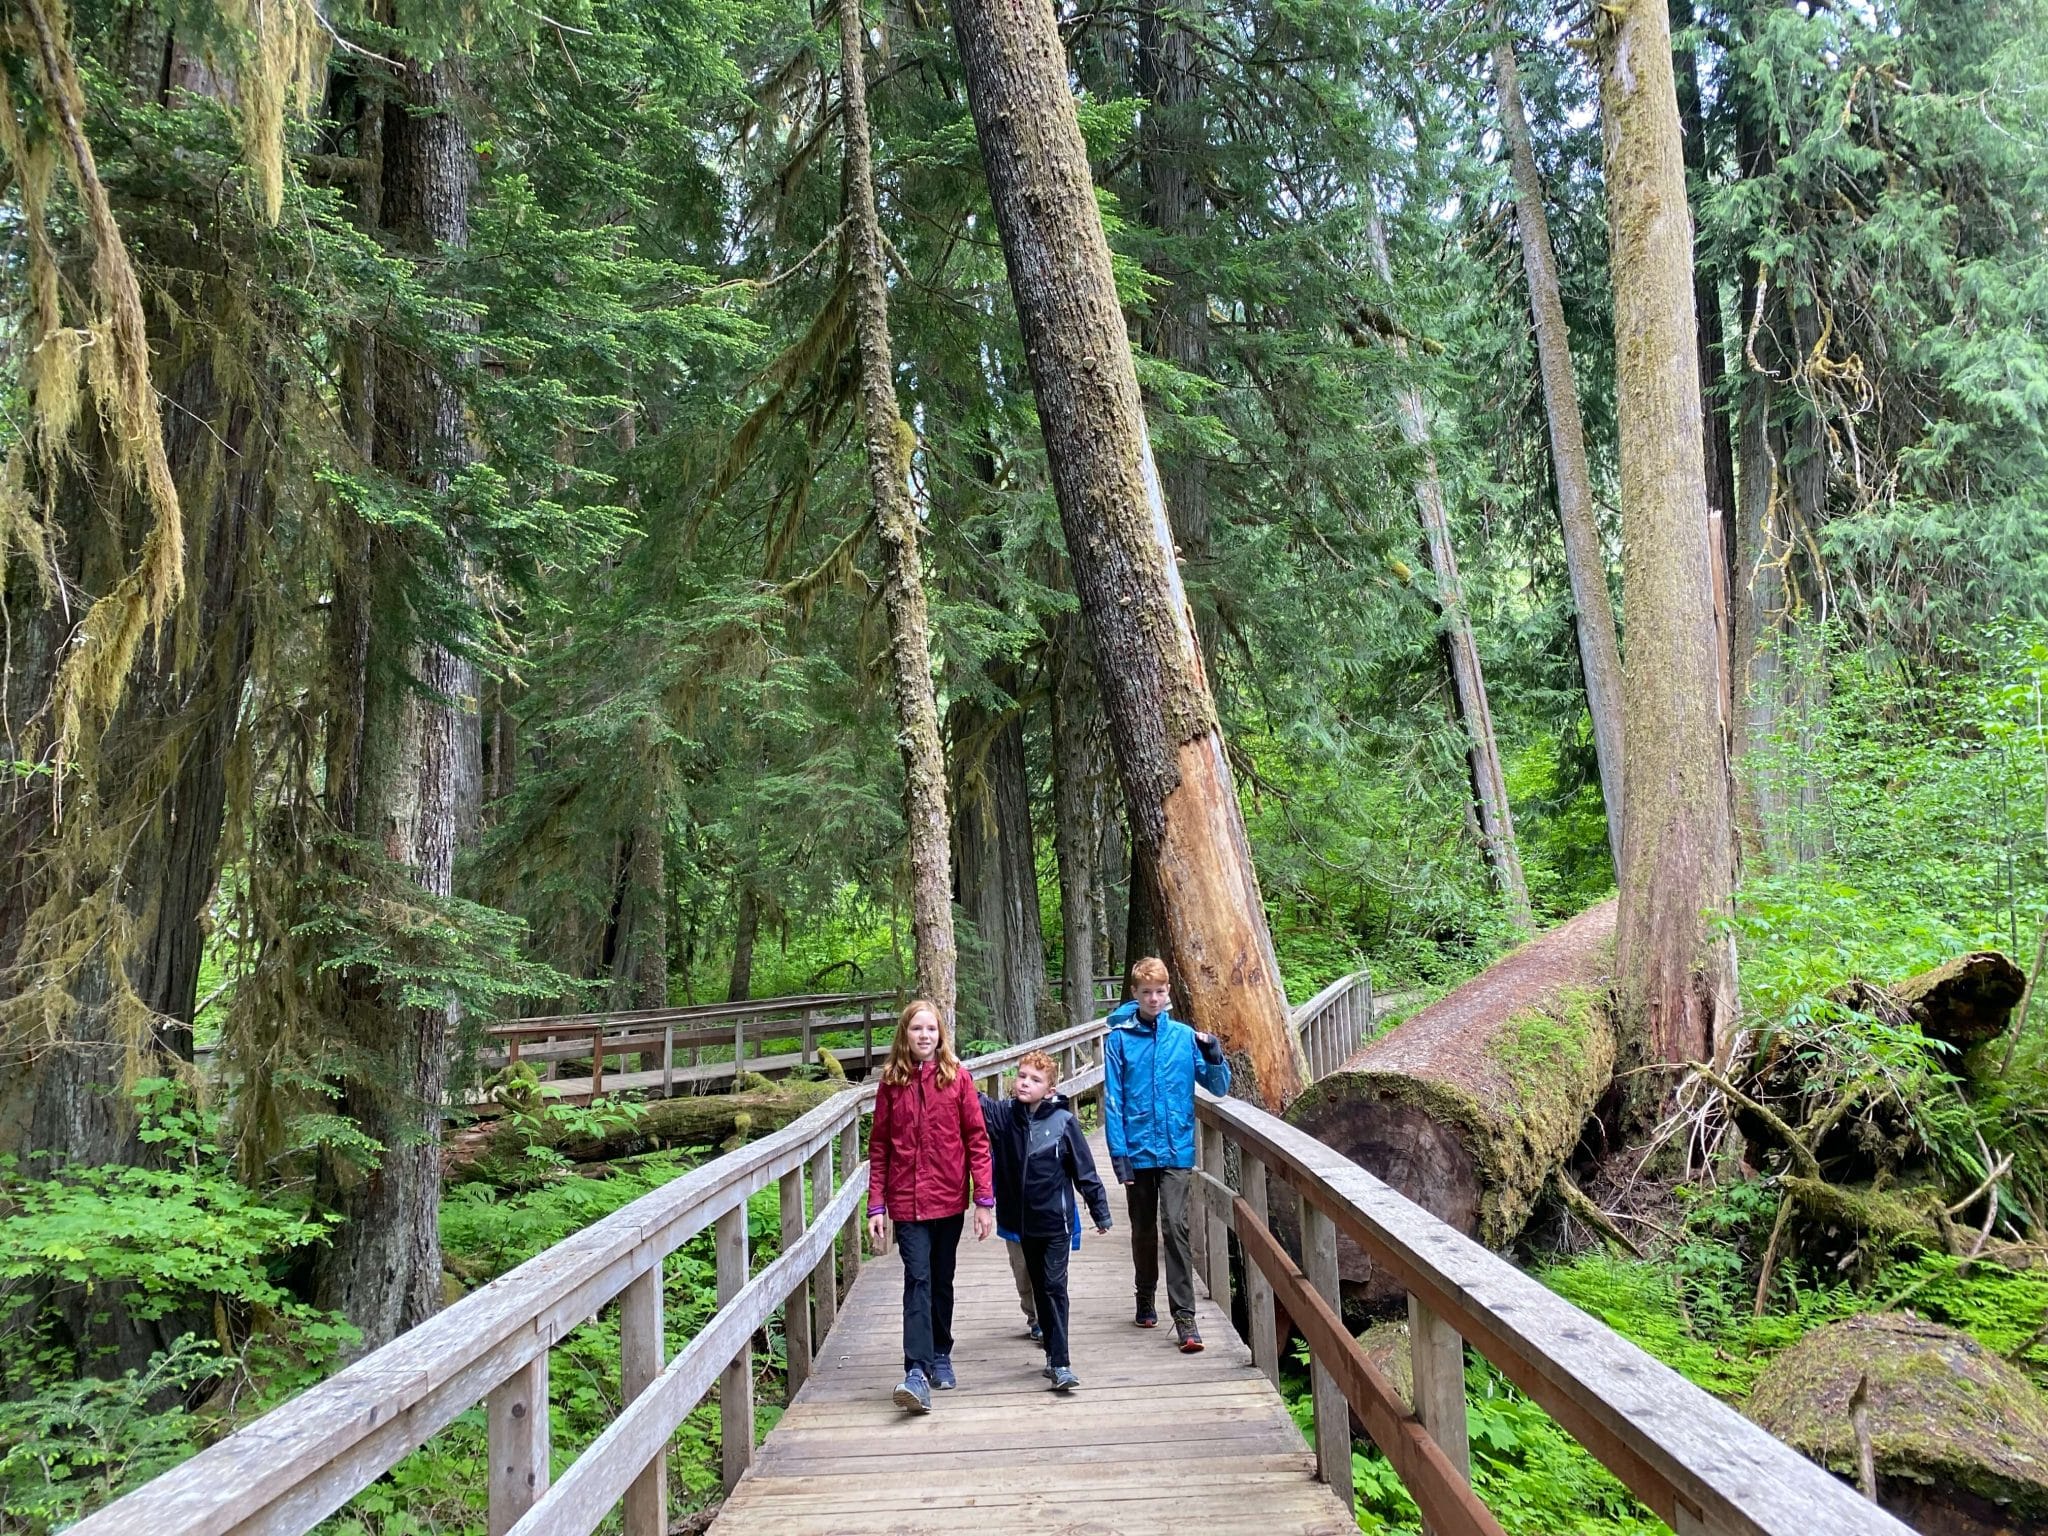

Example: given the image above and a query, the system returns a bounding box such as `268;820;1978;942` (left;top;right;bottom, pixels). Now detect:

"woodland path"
707;1126;1354;1536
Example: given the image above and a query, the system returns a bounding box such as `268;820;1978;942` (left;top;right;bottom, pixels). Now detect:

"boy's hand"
1194;1030;1225;1065
1111;1155;1133;1185
867;1213;888;1250
972;1206;994;1241
1094;1223;1112;1236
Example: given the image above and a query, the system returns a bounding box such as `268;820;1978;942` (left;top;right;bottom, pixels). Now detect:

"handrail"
1192;1089;1915;1536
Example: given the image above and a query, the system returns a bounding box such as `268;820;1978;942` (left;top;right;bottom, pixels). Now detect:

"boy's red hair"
1017;1049;1060;1085
1129;956;1170;989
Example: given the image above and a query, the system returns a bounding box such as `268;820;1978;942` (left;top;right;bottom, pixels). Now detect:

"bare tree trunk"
1492;28;1627;873
1099;808;1128;979
727;884;760;1002
1596;0;1741;1081
945;0;1305;1106
1051;624;1108;1030
949;683;1048;1043
621;805;667;1011
311;56;478;1350
1366;210;1530;926
838;0;956;1019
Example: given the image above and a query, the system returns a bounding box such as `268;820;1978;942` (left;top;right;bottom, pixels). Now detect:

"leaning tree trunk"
311;56;479;1351
947;0;1305;1108
950;681;1049;1042
1367;209;1530;926
1493;27;1627;873
1597;0;1740;1082
838;0;956;1020
1050;622;1109;1030
1287;900;1618;1297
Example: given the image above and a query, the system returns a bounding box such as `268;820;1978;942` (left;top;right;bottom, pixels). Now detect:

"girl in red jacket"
866;1000;995;1413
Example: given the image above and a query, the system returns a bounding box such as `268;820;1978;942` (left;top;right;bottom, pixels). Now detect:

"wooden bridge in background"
81;972;1908;1536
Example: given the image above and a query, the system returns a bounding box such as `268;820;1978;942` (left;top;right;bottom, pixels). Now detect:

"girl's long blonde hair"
880;999;961;1087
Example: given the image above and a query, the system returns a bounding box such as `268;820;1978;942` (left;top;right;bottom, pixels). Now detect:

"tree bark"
311;55;480;1351
1287;901;1618;1296
946;0;1305;1109
1050;623;1108;1031
950;682;1049;1043
837;0;956;1020
1366;209;1530;926
618;807;667;1012
1492;28;1627;873
727;883;761;1003
1597;0;1741;1081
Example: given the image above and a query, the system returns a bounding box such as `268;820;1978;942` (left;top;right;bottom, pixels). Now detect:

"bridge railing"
1189;1089;1913;1536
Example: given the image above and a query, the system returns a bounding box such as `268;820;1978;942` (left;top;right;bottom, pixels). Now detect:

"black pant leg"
896;1219;935;1375
1158;1167;1197;1321
927;1212;965;1358
1126;1171;1160;1304
1024;1236;1072;1368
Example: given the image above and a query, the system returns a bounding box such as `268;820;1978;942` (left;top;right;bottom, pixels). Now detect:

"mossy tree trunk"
1051;620;1110;1031
947;0;1305;1108
949;673;1048;1043
1493;22;1627;874
837;0;956;1020
1597;0;1741;1081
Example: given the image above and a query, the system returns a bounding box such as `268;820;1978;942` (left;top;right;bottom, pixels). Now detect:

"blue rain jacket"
1103;1001;1231;1171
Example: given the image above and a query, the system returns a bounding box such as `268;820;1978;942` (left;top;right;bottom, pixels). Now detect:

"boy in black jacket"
980;1050;1112;1392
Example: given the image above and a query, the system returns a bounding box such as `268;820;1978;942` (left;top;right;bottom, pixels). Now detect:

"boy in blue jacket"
1104;956;1230;1351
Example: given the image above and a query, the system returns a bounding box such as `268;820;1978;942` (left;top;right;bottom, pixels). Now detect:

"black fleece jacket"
978;1092;1114;1242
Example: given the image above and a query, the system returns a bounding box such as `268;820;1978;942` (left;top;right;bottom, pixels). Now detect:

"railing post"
863;997;875;1072
732;1016;746;1080
1199;1119;1229;1307
590;1024;605;1101
486;1352;549;1536
717;1199;752;1491
839;1117;863;1295
621;1265;665;1536
1241;1153;1279;1388
809;1138;838;1341
1408;1294;1471;1531
801;1008;819;1068
1299;1191;1353;1508
780;1165;812;1397
662;1022;675;1099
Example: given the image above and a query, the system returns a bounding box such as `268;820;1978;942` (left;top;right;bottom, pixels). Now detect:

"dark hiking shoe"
1042;1363;1057;1379
1174;1315;1205;1353
930;1354;956;1390
893;1369;933;1413
1050;1366;1080;1393
1134;1297;1158;1329
1027;1320;1043;1343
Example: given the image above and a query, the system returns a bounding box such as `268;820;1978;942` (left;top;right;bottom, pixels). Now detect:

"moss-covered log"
1831;950;2025;1050
1747;1313;2048;1535
1285;900;1617;1293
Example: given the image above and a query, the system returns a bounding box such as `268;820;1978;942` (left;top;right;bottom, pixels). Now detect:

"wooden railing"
1290;969;1374;1078
1188;1089;1914;1536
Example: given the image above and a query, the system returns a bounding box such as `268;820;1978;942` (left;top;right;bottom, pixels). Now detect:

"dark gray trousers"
1125;1166;1195;1320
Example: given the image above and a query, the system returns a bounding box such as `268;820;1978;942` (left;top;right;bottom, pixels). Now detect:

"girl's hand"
972;1207;994;1241
867;1213;887;1250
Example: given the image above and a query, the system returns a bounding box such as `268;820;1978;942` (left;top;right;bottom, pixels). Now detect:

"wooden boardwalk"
710;1129;1354;1536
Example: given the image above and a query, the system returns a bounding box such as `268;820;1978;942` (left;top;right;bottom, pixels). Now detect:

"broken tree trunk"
1286;900;1618;1294
1832;951;2027;1053
838;0;957;1020
946;0;1305;1109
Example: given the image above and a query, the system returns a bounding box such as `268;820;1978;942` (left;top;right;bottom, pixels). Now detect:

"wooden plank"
486;1353;549;1536
1201;1120;1230;1306
807;1142;837;1344
1409;1292;1471;1525
1299;1195;1352;1507
620;1266;664;1536
1242;1153;1280;1388
1237;1200;1502;1536
661;1023;674;1098
718;1198;752;1493
1202;1093;1918;1536
780;1167;812;1398
838;1118;862;1297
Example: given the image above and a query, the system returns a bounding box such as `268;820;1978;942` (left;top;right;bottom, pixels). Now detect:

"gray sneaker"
1049;1366;1080;1392
892;1368;932;1413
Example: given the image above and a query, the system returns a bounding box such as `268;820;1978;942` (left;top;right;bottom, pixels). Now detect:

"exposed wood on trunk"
311;55;480;1352
1286;901;1618;1298
1491;26;1627;873
949;679;1048;1042
836;0;956;1019
1597;0;1740;1084
1366;209;1530;927
1051;623;1110;1032
946;0;1304;1108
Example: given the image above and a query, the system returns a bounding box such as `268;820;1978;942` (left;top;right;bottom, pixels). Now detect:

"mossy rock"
1748;1312;2048;1534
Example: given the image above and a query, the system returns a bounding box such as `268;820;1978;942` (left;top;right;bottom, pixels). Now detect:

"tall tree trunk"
1099;808;1128;980
1492;27;1627;873
1050;624;1108;1031
1367;210;1530;927
311;55;478;1350
950;684;1048;1043
1596;0;1741;1081
1672;0;1737;732
837;0;956;1019
619;806;667;1011
945;0;1305;1107
727;884;761;1003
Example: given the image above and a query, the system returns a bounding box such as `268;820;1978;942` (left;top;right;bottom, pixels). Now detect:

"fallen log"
1831;950;2025;1051
1747;1313;2048;1536
449;1081;843;1181
1286;899;1617;1297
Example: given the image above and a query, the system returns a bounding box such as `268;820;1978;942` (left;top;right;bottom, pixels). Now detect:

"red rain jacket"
868;1060;995;1222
